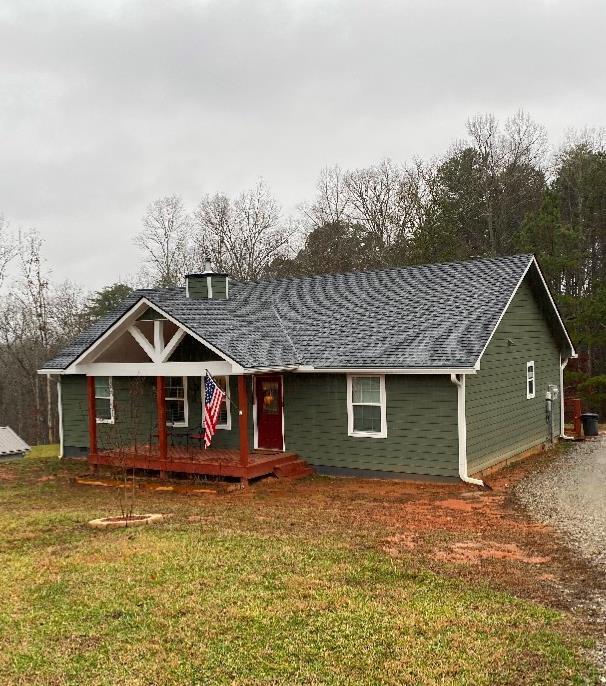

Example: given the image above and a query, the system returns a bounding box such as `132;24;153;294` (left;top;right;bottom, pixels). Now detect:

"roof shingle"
43;254;537;371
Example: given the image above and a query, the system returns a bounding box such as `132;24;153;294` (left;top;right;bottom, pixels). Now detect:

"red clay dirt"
249;447;605;629
80;447;604;633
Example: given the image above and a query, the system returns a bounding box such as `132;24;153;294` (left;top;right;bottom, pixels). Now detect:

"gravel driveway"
516;435;606;564
516;434;606;677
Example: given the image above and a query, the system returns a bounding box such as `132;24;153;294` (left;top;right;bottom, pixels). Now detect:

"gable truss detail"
128;320;186;364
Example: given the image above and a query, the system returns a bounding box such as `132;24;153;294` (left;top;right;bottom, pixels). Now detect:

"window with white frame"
526;361;535;399
95;376;114;424
347;375;387;437
204;375;231;429
166;376;188;426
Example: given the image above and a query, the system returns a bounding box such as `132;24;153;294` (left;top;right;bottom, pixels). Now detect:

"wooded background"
1;111;604;445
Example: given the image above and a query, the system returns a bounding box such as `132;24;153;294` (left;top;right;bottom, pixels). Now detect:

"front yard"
0;453;599;685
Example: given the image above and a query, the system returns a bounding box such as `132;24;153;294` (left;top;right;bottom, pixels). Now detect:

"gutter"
450;373;485;487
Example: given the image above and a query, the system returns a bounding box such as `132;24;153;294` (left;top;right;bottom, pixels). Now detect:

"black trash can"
581;412;599;437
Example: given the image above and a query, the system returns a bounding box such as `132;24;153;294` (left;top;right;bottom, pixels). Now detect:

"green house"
39;254;575;486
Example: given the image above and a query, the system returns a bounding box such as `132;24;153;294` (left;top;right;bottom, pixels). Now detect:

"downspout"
560;355;575;440
450;373;484;487
57;376;64;459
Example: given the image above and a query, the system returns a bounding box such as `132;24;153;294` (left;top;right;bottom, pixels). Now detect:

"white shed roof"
0;427;30;456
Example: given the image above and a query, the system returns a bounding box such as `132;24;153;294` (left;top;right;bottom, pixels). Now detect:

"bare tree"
135;195;193;287
0;231;52;442
466;110;547;255
194;180;296;280
0;215;17;287
301;165;350;228
344;159;411;251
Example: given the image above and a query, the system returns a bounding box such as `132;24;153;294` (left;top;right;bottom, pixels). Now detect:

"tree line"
1;111;605;445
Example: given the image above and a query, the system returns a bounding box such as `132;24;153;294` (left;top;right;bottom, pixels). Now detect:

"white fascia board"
72;361;235;377
72;298;150;366
474;256;533;368
42;364;477;376
242;365;300;374
63;297;245;374
474;255;575;369
531;257;576;357
294;366;477;375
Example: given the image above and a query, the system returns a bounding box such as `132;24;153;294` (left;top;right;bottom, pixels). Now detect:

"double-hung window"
526;361;535;399
166;376;188;426
214;376;231;429
95;376;114;424
347;375;387;438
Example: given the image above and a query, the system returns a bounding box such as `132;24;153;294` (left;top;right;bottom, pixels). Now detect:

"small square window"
526;362;535;399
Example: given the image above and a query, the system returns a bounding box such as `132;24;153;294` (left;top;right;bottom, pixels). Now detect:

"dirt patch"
382;532;418;555
251;447;605;629
435;498;477;512
75;476;221;495
0;468;16;481
434;541;551;564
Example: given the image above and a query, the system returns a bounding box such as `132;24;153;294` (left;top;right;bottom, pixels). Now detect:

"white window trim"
206;375;231;430
347;374;387;438
95;376;115;424
166;376;189;427
526;361;536;400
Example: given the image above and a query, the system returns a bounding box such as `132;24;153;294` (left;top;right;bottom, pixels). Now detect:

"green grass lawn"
27;443;60;459
0;457;596;685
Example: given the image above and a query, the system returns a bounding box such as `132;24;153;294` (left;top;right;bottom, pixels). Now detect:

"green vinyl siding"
62;376;157;451
61;376;89;448
283;374;459;478
61;375;253;453
466;279;562;473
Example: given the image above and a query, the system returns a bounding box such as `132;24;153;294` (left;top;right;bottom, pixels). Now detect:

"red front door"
256;375;283;450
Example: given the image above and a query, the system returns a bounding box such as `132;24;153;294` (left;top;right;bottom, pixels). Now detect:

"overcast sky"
1;0;604;290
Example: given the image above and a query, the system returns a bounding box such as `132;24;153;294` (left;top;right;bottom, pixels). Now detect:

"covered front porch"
57;295;310;483
85;373;310;483
88;445;304;480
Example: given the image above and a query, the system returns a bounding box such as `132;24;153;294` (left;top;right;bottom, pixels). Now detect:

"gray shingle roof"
43;254;544;371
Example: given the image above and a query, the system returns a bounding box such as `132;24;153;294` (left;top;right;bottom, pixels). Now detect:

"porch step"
272;456;314;480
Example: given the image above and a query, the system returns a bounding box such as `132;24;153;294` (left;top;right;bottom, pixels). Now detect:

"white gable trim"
532;257;576;356
63;297;244;374
474;256;575;370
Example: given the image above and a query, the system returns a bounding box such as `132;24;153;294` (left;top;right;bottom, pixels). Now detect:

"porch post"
238;375;249;467
156;376;168;462
86;376;97;456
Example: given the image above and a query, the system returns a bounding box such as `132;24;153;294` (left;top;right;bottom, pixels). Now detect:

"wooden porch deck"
88;445;309;480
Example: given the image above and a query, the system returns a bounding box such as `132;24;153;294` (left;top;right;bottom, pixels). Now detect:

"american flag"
203;372;226;448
